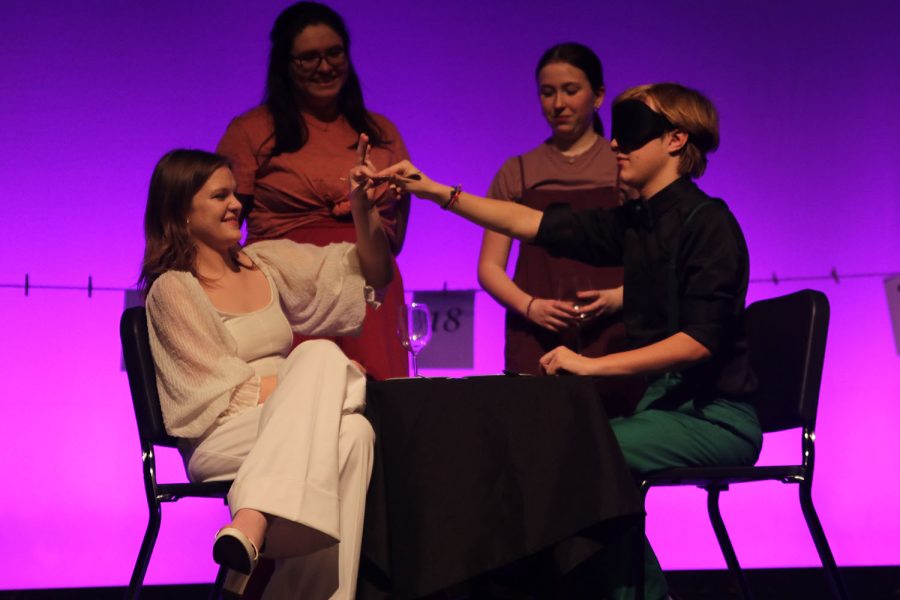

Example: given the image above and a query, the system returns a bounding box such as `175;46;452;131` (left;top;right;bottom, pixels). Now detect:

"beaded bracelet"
441;184;462;210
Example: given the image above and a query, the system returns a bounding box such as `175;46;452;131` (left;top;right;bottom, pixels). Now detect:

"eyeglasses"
290;46;347;71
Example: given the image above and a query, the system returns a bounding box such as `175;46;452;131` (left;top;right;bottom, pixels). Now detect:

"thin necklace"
551;132;599;164
556;131;599;158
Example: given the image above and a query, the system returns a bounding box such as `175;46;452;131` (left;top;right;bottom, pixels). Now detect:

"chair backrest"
120;306;179;448
745;289;829;433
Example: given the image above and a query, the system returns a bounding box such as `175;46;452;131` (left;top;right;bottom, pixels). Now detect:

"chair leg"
798;482;851;600
707;486;754;600
210;563;228;600
125;500;162;600
638;483;650;600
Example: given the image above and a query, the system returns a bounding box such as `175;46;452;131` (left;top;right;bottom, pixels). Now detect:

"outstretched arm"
377;160;544;242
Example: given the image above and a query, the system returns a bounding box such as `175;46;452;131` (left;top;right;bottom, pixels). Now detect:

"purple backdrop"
2;0;898;589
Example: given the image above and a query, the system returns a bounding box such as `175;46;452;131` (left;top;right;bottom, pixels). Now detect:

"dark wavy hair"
264;1;386;156
536;42;605;136
138;149;231;296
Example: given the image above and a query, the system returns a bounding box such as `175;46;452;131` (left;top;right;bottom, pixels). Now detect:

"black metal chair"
641;289;850;600
120;306;231;600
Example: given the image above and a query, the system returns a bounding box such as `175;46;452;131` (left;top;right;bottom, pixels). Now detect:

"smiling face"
537;62;603;143
186;167;242;251
290;23;349;109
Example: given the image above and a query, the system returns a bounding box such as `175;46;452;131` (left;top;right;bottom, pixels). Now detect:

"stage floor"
1;567;897;599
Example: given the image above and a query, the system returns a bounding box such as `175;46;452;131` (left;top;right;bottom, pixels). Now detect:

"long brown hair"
138;149;230;296
264;2;386;157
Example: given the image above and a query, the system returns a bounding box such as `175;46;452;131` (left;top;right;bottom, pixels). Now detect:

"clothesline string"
2;268;898;298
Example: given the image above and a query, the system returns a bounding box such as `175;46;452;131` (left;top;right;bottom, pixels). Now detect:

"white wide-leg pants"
186;340;375;600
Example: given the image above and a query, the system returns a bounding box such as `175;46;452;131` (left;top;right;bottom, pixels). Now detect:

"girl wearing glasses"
218;1;412;381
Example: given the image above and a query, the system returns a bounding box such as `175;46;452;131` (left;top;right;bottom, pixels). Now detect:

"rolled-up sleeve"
535;203;626;266
679;206;748;355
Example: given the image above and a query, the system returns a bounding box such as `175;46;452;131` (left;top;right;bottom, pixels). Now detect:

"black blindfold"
611;99;673;153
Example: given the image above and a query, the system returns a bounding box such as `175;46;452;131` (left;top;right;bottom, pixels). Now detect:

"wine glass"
397;302;433;376
557;275;594;352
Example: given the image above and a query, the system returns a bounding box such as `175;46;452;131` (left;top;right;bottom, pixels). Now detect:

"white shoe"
213;526;260;575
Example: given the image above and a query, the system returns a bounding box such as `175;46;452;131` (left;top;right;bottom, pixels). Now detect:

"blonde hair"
616;83;719;178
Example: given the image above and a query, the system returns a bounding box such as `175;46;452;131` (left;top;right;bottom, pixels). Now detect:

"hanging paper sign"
885;274;900;355
412;289;475;369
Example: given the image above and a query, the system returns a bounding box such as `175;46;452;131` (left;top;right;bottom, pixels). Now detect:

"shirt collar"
627;177;694;230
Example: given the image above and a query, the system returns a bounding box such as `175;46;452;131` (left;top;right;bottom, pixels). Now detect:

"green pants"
603;375;763;600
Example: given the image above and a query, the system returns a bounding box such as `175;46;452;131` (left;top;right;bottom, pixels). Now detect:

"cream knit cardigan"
145;239;371;439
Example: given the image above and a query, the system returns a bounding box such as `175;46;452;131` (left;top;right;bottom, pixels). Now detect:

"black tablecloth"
360;375;642;599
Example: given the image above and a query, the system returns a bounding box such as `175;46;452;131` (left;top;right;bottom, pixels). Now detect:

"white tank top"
217;272;293;378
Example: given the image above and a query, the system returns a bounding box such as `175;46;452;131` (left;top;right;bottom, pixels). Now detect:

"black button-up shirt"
535;177;755;400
